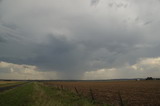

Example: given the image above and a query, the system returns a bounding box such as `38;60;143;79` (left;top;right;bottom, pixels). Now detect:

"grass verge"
32;83;96;106
0;83;34;106
0;82;108;106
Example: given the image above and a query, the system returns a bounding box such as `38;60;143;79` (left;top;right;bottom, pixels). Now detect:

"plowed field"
45;80;160;106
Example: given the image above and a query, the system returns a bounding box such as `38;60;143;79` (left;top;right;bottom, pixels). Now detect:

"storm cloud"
0;0;160;79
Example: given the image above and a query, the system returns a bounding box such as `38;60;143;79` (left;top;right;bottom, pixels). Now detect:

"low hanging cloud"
0;61;58;80
83;57;160;79
0;0;160;79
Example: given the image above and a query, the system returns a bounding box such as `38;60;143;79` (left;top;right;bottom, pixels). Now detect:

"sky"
0;0;160;80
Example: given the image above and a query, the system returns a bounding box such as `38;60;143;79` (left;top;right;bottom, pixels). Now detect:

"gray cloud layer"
0;0;160;79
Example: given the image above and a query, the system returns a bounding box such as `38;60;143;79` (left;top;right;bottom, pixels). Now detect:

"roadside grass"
32;83;97;106
0;83;34;106
0;82;108;106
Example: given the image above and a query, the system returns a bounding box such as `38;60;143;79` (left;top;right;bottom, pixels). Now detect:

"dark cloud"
0;0;160;79
90;0;100;6
0;36;6;43
0;29;145;79
108;1;128;8
144;21;152;25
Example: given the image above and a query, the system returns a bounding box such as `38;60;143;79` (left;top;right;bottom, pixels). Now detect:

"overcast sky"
0;0;160;80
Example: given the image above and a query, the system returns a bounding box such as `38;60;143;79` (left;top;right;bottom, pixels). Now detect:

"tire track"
0;82;29;92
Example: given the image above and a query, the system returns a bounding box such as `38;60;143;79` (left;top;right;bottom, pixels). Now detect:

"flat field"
0;81;18;84
45;80;160;106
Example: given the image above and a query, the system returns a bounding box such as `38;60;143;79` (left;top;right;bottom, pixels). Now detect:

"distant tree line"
146;77;160;80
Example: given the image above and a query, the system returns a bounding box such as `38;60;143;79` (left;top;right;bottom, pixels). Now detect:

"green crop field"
0;82;98;106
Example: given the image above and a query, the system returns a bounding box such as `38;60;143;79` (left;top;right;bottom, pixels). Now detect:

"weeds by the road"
32;83;96;106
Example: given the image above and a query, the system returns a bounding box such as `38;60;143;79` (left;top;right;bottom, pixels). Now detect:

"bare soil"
45;80;160;106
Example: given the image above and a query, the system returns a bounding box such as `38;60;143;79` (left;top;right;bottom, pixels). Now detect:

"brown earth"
44;80;160;106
